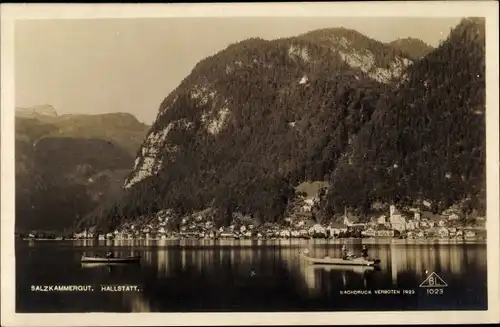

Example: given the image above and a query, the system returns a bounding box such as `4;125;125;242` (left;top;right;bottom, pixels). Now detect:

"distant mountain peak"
16;104;58;118
298;27;413;83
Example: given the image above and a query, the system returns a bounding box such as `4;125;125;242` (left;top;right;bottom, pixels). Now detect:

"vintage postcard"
1;2;499;326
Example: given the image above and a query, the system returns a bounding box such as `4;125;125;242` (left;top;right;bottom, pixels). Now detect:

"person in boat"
361;245;368;259
341;244;348;260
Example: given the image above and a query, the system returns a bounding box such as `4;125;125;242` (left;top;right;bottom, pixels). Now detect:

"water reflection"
15;240;488;312
302;264;376;294
73;240;487;290
280;243;487;295
143;242;486;296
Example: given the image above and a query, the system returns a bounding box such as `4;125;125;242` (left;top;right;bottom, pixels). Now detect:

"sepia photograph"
1;2;499;326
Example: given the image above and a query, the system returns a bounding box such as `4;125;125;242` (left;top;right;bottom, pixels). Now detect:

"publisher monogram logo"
419;272;448;288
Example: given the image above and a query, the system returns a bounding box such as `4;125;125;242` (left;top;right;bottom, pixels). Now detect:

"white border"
1;2;499;326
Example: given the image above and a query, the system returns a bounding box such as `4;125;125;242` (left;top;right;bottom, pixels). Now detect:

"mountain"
84;19;485;233
15;104;58;119
86;27;415;232
321;18;486;217
388;37;434;60
15;110;149;156
15;110;150;232
298;27;413;83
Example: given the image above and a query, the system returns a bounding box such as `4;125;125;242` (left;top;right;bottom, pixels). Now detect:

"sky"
15;17;462;124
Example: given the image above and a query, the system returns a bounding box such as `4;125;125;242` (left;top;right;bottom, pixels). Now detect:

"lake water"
15;239;487;312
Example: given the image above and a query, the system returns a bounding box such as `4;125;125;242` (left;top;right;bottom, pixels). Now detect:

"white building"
389;205;406;232
465;231;477;238
361;228;376;237
438;227;449;238
308;224;326;236
280;230;291;238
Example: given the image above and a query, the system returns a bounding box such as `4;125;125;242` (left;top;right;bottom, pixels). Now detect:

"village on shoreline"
19;187;487;242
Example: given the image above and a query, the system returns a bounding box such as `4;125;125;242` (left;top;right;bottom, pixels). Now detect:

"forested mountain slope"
321;18;486;217
82;19;485;232
15;109;149;232
388;37;434;60
92;31;409;230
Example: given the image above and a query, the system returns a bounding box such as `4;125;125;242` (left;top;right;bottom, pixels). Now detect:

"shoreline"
17;237;487;245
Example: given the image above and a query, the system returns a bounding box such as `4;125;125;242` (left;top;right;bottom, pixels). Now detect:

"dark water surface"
16;239;487;312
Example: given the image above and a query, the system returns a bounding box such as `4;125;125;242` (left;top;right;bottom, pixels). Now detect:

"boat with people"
299;249;380;267
307;264;377;274
80;254;141;264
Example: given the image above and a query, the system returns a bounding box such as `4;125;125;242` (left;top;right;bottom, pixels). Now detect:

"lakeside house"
308;224;326;237
465;230;477;238
422;211;447;227
375;226;394;237
343;211;361;226
361;227;376;237
438;227;449;238
280;230;291;238
115;231;132;240
329;222;348;236
73;227;96;239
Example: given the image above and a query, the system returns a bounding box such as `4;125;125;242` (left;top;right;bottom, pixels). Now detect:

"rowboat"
80;255;141;264
80;262;136;268
306;264;376;275
299;251;380;267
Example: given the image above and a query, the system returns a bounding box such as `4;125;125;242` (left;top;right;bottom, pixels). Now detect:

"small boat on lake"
80;262;135;268
299;250;380;267
80;254;141;264
307;264;377;275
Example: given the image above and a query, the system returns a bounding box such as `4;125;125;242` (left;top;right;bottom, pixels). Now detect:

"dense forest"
15;112;149;232
86;31;399;231
321;18;486;218
79;18;485;232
